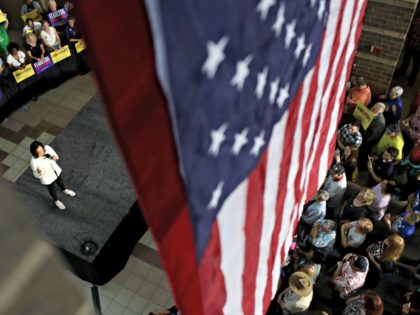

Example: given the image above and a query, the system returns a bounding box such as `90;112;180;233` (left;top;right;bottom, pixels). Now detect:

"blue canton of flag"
148;0;329;261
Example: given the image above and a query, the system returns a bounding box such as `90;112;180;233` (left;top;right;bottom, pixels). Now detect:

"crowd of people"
0;0;80;103
6;1;420;315
0;0;82;90
147;83;420;315
270;77;420;315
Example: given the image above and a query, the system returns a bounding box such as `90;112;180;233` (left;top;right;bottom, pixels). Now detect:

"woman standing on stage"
29;141;76;210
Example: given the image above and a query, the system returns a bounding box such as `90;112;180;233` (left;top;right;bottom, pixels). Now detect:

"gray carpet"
15;94;136;262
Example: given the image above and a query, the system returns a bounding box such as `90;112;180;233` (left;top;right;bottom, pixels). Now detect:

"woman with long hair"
366;234;404;288
340;217;373;249
342;290;384;315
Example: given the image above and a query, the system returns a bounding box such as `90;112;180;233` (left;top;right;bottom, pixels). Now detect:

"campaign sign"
13;64;35;83
33;56;54;75
21;9;42;23
353;101;375;130
0;10;6;24
75;40;87;53
47;9;68;27
50;45;72;63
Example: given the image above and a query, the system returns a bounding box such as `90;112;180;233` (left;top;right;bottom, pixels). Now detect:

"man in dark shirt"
21;0;44;16
396;17;420;86
64;16;80;45
367;147;399;185
358;102;386;171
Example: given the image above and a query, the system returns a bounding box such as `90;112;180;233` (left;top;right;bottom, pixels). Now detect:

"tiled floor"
0;73;174;314
0;73;97;182
67;231;174;315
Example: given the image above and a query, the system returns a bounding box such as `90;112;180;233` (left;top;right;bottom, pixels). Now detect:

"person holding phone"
29;140;75;210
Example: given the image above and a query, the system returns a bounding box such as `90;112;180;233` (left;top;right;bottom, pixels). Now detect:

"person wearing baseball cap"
277;271;313;314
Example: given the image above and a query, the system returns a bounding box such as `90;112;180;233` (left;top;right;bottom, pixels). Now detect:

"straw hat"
288;272;313;297
363;188;376;205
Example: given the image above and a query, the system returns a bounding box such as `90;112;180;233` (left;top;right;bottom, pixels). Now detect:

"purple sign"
47;9;68;27
33;56;54;75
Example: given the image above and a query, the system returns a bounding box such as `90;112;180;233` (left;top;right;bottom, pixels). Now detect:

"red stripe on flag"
198;224;226;315
242;151;268;315
73;1;204;314
307;23;352;189
323;0;369;172
309;1;362;190
262;85;305;310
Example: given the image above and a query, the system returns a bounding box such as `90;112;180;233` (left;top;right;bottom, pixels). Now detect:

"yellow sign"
0;10;6;24
13;64;35;83
50;45;72;63
353;101;375;130
21;9;42;23
75;40;87;53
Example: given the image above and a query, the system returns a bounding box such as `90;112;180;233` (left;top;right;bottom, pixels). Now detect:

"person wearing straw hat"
277;271;313;314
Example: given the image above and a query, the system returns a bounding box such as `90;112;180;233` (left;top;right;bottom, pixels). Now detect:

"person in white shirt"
301;190;329;225
277;271;313;314
368;181;394;221
30;141;76;210
6;42;27;70
22;18;42;38
40;19;61;51
341;217;373;249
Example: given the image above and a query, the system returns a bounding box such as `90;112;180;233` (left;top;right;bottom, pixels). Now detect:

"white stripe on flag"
278;69;314;284
299;0;345;195
306;0;356;188
254;111;289;315
218;180;248;315
318;0;366;187
270;0;351;301
298;0;351;204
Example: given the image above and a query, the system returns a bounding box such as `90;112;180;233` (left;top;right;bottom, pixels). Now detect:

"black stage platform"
15;94;147;284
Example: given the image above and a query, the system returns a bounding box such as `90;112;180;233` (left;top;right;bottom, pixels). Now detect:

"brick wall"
352;0;418;94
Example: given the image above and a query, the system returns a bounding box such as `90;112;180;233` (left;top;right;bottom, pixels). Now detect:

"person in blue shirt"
379;86;403;125
300;190;329;225
384;211;420;238
407;189;420;214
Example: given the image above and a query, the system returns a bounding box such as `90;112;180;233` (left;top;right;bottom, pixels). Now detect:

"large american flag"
75;0;367;314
